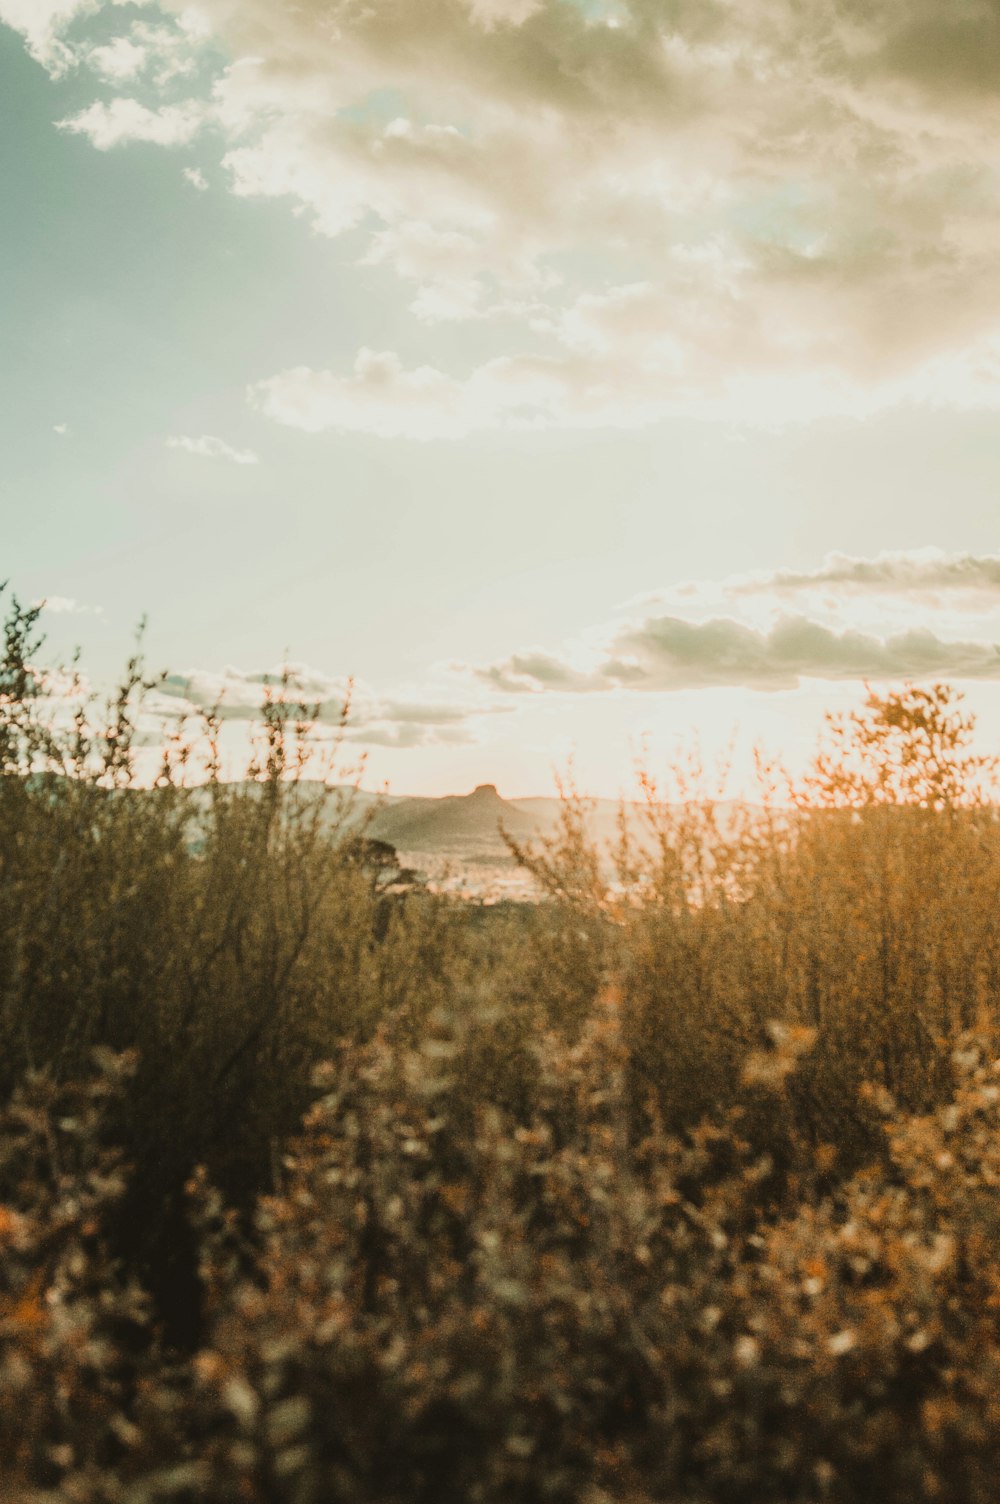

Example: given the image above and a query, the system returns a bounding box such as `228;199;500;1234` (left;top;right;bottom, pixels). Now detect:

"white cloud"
166;433;260;465
15;0;1000;425
252;352;475;441
87;33;147;79
251;344;717;440
58;96;204;150
253;339;986;440
728;550;1000;604
174;0;1000;411
469;549;1000;695
183;165;208;190
160;664;353;724
645;550;1000;626
0;0;100;75
159;662;496;747
478;616;1000;695
610;616;1000;692
0;2;161;75
53;423;69;436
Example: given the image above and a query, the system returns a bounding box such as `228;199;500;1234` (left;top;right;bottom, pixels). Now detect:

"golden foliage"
5;591;1000;1500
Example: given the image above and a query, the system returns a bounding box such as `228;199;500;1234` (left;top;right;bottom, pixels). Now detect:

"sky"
3;0;1000;798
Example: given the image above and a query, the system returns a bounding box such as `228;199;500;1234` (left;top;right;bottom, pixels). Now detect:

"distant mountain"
369;783;539;857
366;785;761;866
150;776;758;878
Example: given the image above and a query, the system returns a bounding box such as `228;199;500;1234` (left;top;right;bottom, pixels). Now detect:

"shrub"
5;589;1000;1500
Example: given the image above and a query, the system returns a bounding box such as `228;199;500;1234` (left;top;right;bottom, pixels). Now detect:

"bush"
5;588;1000;1500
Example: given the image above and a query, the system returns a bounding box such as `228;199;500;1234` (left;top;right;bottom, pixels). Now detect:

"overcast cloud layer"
8;0;1000;433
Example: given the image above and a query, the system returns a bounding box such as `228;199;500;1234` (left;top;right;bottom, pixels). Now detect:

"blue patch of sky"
726;182;825;256
337;87;410;128
0;25;413;660
563;0;629;21
339;85;480;146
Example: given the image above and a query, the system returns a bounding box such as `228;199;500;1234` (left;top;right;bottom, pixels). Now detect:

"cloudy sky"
4;0;1000;795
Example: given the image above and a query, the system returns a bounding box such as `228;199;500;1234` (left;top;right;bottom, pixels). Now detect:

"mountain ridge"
367;782;541;854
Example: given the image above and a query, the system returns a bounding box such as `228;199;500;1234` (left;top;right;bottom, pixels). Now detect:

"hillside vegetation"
4;589;1000;1503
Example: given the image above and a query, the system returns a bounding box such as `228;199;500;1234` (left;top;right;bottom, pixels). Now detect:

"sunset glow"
4;1;1000;796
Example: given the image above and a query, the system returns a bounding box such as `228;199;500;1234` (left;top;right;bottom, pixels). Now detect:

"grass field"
4;590;1000;1503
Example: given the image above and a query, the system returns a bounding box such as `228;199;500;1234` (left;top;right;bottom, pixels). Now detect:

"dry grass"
4;589;1000;1501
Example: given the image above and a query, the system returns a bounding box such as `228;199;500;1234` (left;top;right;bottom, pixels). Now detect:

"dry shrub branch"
4;588;1000;1502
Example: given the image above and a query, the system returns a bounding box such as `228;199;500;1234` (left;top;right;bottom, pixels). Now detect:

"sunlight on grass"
4;586;1000;1502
